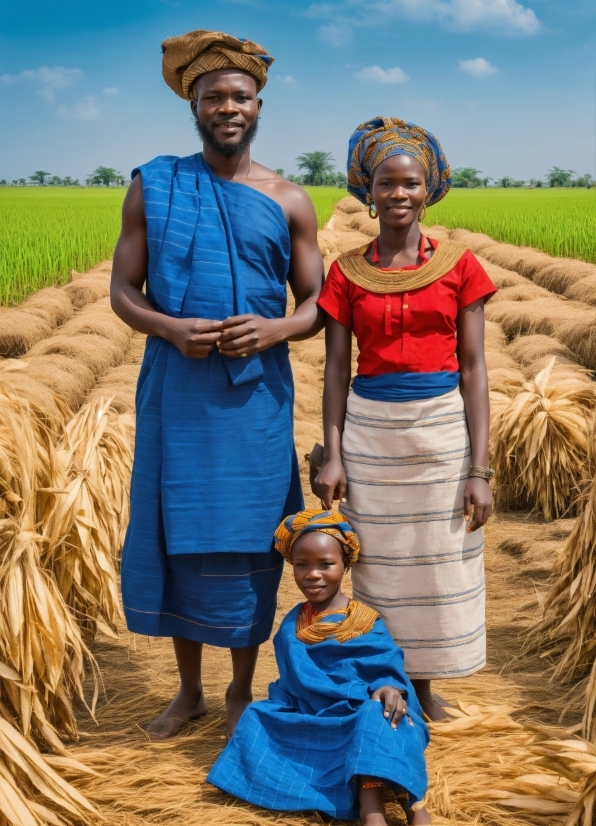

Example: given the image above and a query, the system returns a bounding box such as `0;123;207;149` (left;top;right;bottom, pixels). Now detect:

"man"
111;30;323;738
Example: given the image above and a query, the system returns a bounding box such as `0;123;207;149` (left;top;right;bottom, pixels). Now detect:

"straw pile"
0;263;112;359
490;358;596;519
529;432;596;741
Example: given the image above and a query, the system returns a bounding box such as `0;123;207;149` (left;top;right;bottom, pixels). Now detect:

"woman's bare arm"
313;317;352;508
457;298;493;532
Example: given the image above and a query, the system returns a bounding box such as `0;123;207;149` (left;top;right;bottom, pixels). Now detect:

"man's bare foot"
147;687;208;740
406;806;432;824
225;681;252;737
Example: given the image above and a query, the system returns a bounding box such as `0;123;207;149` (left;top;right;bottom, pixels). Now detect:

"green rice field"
0;185;593;306
0;188;125;306
304;186;348;229
426;188;595;264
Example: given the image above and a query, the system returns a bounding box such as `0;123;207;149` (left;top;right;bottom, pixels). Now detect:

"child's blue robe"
207;602;429;818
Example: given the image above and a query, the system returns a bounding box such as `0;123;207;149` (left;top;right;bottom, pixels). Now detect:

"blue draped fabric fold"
207;604;429;818
121;153;303;646
352;371;460;402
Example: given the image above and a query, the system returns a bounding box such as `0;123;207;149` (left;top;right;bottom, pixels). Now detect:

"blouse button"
403;303;409;309
386;305;391;311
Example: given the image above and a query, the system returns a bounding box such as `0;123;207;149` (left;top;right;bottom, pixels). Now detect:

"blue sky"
0;0;594;183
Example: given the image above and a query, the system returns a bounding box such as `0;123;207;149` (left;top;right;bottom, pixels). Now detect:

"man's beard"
194;116;259;158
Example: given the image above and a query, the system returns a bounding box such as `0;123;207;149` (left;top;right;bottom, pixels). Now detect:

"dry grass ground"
2;205;596;824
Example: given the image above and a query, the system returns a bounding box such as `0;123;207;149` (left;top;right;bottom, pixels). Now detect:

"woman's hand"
463;477;493;532
217;314;283;357
371;686;407;728
313;458;347;509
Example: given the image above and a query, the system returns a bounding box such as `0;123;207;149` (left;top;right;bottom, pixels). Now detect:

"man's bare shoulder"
250;163;316;222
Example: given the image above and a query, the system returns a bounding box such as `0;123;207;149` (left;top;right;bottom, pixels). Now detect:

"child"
207;509;431;825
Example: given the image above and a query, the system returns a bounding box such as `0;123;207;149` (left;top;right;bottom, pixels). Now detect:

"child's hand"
371;686;407;728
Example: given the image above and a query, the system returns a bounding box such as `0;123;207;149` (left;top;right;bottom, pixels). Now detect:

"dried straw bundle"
426;705;596;826
448;228;495;253
28;335;122;381
485;297;586;340
506;335;578;370
24;356;96;412
0;366;72;437
62;275;110;311
0;716;97;826
490;283;552;303
420;224;450;242
334;195;366;214
490;358;596;520
557;311;596;371
529;453;596;741
0;519;95;745
88;364;141;414
488;367;526;396
344;210;378;237
0;288;74;359
566;275;596;307
478;258;527;289
532;261;596;295
42;400;134;643
316;229;339;257
477;242;554;279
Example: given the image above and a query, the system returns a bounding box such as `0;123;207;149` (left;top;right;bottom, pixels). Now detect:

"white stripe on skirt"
341;387;486;680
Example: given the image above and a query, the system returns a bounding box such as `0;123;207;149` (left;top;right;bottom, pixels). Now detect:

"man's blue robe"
208;603;429;818
121;153;304;647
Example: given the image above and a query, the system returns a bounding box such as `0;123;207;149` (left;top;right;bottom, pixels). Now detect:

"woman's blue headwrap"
347;116;451;207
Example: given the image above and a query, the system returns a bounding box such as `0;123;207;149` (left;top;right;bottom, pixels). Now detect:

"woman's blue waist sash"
352;372;460;402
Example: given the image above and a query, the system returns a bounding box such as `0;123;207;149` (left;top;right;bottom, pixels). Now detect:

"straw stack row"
0;261;141;823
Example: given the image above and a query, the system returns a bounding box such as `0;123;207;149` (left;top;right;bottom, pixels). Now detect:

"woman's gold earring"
418;204;427;221
368;203;378;219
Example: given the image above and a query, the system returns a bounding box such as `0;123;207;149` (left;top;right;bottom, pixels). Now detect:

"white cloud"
459;57;498;75
0;66;82;102
355;65;410;84
317;22;352;47
309;0;541;35
102;86;119;95
58;96;100;121
276;75;297;84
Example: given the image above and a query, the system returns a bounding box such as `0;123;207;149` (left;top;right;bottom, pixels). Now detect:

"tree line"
0;167;127;187
1;160;592;190
452;166;594;189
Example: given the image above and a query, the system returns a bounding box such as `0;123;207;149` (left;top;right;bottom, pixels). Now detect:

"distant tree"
11;180;18;186
0;179;6;186
29;170;51;185
49;175;63;186
451;167;483;188
18;178;26;186
73;178;80;187
481;177;491;188
573;173;594;188
511;179;525;188
296;151;336;186
334;171;348;188
286;174;304;185
87;166;120;186
497;176;515;188
275;168;285;177
545;167;575;187
62;175;74;186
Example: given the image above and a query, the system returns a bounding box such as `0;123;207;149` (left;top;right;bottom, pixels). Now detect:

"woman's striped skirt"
341;388;486;680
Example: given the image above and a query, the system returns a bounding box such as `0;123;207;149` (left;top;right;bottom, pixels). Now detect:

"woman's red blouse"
317;237;497;376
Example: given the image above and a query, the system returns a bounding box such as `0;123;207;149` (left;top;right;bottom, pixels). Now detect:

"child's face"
292;532;346;606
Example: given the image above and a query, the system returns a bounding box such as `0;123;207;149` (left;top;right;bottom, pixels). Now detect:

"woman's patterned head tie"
347;115;451;207
274;509;361;569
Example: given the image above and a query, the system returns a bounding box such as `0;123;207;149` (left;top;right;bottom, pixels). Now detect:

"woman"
314;116;496;721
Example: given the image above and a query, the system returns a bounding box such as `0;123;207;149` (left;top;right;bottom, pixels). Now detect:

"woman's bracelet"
467;465;495;481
